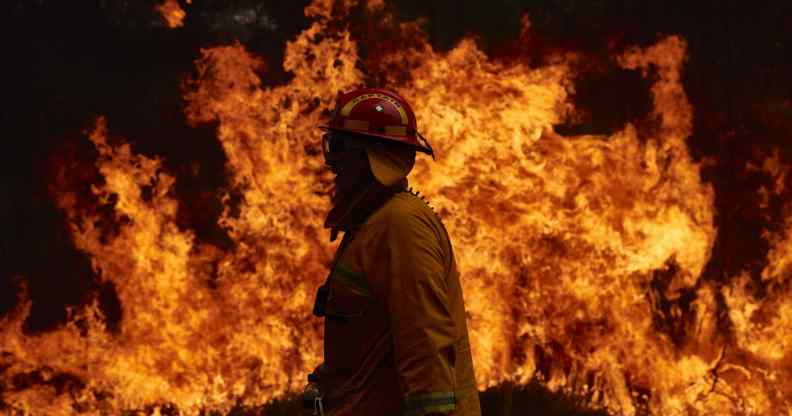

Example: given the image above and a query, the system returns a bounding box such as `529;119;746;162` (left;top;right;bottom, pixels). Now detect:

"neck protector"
324;177;408;242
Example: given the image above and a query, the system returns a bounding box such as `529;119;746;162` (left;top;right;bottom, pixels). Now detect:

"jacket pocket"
325;263;372;320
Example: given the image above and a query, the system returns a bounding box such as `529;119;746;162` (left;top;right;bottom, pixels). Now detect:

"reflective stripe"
404;391;456;416
340;93;409;124
332;263;371;297
384;125;408;136
343;119;370;130
343;119;409;136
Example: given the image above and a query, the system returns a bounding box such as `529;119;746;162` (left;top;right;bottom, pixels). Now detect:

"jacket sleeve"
363;211;458;416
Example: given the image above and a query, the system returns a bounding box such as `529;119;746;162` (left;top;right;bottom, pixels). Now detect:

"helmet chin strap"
417;132;436;161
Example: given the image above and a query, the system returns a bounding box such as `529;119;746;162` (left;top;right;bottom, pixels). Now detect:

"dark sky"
2;0;792;333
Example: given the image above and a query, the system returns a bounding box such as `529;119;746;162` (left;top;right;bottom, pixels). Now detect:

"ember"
156;0;186;28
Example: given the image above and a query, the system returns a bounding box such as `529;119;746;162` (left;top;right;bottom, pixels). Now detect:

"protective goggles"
322;133;366;163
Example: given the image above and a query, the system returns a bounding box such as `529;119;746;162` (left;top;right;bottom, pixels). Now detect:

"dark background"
1;1;791;412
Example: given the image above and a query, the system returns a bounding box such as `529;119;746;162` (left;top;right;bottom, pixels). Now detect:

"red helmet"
321;88;435;158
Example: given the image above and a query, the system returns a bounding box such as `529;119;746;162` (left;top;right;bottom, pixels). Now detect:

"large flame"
2;0;791;415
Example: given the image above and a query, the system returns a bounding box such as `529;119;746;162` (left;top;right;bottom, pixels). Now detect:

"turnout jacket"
314;190;481;416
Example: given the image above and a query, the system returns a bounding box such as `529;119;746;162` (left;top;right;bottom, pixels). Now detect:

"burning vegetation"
3;0;792;415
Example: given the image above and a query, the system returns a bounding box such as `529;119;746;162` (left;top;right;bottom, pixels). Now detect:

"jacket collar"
324;177;408;242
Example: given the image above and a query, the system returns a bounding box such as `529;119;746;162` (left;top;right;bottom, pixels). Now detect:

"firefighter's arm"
366;212;457;416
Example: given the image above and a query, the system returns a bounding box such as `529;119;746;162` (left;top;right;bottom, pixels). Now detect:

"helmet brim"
319;126;433;155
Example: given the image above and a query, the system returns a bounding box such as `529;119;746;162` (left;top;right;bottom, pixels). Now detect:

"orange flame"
2;0;792;414
156;0;186;28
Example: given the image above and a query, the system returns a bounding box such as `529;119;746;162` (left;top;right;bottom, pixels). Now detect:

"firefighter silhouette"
308;88;481;416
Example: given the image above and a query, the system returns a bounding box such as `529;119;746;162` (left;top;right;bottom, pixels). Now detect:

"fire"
156;0;187;28
2;0;792;415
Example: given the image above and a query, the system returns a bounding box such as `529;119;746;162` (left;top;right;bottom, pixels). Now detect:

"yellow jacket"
315;190;481;416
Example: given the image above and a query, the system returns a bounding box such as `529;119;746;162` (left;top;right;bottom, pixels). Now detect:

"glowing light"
156;0;186;28
2;0;791;414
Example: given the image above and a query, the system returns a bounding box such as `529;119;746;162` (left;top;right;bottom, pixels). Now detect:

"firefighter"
308;88;481;416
